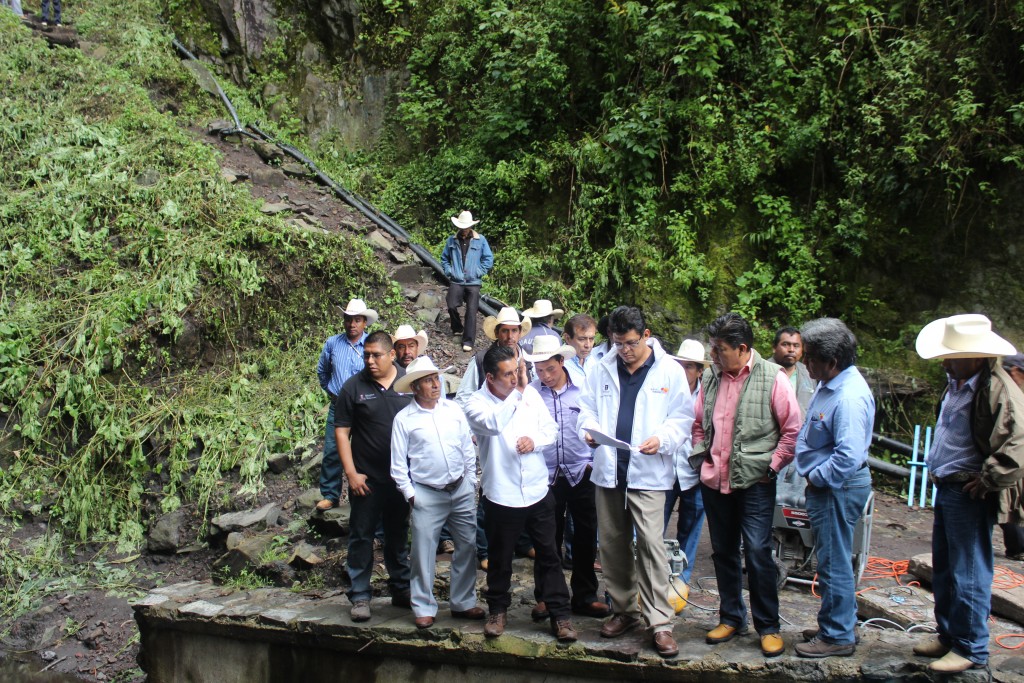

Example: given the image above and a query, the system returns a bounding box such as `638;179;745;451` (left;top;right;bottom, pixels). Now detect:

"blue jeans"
346;479;411;602
319;403;342;503
663;482;705;584
806;468;871;645
933;481;995;665
701;481;780;634
41;0;59;21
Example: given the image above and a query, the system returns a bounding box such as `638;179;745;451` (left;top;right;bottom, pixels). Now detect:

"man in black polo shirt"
335;330;413;622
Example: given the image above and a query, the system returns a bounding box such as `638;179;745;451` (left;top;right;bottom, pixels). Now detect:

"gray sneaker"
350;599;371;622
794;637;855;658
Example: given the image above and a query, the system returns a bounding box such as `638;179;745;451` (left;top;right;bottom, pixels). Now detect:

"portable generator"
771;464;874;587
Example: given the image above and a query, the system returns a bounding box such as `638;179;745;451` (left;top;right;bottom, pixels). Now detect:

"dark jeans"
701;480;780;635
42;0;59;21
319;403;342;503
446;283;481;345
1000;523;1024;557
933;481;995;665
347;478;411;602
483;492;569;617
549;474;599;606
663;482;705;584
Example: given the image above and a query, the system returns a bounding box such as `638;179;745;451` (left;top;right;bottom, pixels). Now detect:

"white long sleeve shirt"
390;398;477;502
463;383;557;508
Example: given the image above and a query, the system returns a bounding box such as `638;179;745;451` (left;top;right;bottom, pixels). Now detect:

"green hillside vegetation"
0;4;387;553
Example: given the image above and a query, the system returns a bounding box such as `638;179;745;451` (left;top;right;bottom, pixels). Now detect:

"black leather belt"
416;475;464;493
929;471;976;485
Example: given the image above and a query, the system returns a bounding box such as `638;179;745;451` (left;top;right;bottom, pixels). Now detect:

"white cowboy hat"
915;314;1017;359
671;339;710;365
391;324;429;352
482;306;532;340
523;334;577;363
394;356;447;394
521;299;564;320
451;210;480;230
338;298;378;326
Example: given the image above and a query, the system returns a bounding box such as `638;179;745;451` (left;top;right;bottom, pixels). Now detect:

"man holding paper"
577;306;695;658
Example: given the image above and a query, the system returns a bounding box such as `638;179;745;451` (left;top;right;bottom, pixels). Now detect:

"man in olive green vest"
690;312;801;657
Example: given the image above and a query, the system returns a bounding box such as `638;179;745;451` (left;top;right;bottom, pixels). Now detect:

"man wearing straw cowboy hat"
391;324;429;370
912;314;1024;673
464;345;577;642
664;339;710;586
441;210;494;353
526;335;609;620
455;306;534;411
390;356;485;629
520;299;564;354
315;298;378;512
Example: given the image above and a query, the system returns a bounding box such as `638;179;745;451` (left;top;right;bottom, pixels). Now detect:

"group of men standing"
314;211;1024;670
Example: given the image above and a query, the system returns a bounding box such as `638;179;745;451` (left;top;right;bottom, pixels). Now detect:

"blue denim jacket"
441;231;494;285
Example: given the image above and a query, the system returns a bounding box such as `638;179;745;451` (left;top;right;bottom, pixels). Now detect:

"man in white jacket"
577;306;694;658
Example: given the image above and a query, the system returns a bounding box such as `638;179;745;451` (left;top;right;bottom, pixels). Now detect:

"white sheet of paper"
584;427;639;453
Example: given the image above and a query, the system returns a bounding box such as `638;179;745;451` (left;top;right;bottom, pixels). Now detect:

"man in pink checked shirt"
688;312;801;658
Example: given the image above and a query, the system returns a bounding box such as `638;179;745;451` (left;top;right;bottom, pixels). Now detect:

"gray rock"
288;542;324;569
260;202;292;215
392;265;425;284
267;452;292;474
296;488;322;510
414;291;442;309
403;288;420;301
207;120;233;135
212;531;280;576
367;230;393;251
415;308;441;324
210;503;281;539
147;509;185;554
300;452;323;475
251;167;287;187
181;59;220;97
249;140;283;164
282;163;311;178
389;250;409;264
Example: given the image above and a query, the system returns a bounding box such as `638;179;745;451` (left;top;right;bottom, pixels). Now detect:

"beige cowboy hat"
394;356;451;394
522;299;564;320
451;210;480;230
483;306;532;340
671;339;711;365
523;334;577;363
391;324;429;352
915;314;1017;359
338;298;378;326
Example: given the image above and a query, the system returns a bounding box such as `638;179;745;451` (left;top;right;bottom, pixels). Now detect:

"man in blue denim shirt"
792;318;874;659
441;211;494;353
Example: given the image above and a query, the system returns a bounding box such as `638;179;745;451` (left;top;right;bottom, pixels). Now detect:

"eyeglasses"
612;339;643;350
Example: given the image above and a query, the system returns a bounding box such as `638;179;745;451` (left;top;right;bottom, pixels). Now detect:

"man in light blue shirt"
314;298;375;510
792;318;874;659
562;313;598;387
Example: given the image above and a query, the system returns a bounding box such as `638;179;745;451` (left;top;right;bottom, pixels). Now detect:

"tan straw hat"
482;306;532;340
394;356;444;394
391;324;429;352
915;314;1017;359
523;335;577;363
522;299;565;320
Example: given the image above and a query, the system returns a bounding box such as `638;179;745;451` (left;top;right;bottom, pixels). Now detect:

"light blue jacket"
441;231;494;285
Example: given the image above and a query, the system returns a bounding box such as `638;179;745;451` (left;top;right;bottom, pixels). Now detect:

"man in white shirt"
391;356;485;629
464;345;576;642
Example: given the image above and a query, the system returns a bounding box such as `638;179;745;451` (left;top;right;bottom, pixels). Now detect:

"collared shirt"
334;366;412;482
455;344;536;410
565;355;590;388
615;351;657;490
464;383;557;508
692;355;801;494
928;372;985;477
317;332;368;397
390;397;476;502
530;371;592;486
794;365;875;488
